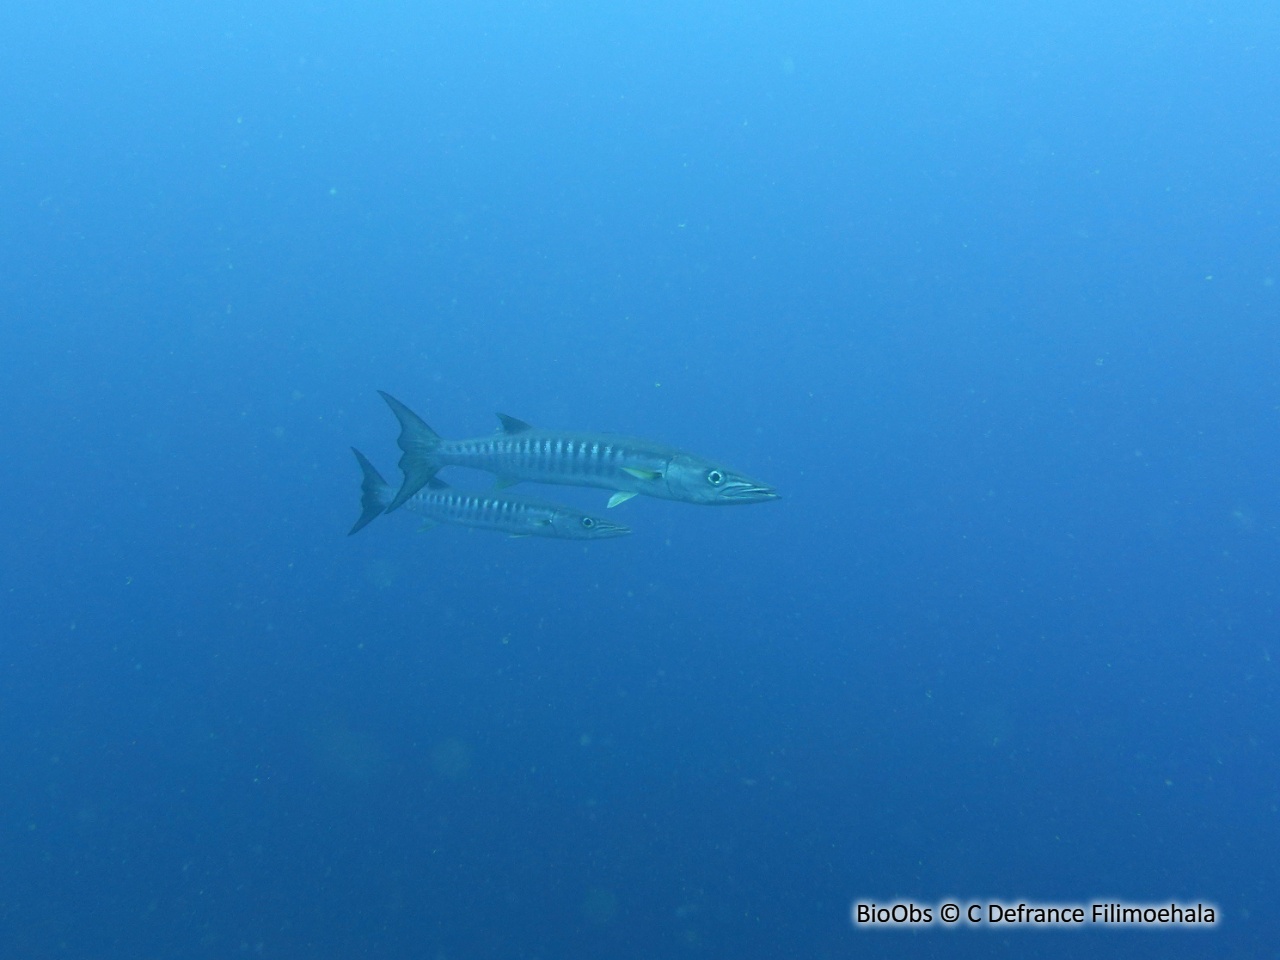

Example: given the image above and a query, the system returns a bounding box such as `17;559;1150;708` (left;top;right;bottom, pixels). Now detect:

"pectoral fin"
494;476;520;490
607;491;638;508
622;466;662;481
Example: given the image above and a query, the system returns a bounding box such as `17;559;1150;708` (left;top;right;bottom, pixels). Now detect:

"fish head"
548;510;632;539
663;454;780;505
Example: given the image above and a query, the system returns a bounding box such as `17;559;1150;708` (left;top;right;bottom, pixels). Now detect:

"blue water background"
1;1;1277;957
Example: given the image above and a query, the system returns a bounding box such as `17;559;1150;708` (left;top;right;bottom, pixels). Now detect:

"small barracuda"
378;391;780;513
349;449;630;540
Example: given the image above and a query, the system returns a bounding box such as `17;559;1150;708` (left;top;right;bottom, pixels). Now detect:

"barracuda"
349;449;630;540
377;391;780;514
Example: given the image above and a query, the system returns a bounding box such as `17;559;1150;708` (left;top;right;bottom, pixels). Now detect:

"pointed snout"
722;479;780;503
592;518;632;537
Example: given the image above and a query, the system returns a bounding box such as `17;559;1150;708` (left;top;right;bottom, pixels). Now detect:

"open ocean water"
1;1;1277;958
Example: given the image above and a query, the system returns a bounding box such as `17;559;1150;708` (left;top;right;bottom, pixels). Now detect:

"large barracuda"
378;391;780;513
349;449;630;540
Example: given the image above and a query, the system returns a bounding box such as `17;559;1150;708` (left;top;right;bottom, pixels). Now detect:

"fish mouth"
721;480;780;503
591;521;632;537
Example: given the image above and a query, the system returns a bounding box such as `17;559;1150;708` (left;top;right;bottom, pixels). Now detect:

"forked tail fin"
378;391;443;512
349;448;392;536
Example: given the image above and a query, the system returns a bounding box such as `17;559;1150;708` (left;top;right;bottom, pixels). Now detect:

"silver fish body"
378;392;779;513
349;449;630;540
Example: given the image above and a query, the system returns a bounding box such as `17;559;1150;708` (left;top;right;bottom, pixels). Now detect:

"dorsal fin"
496;413;534;434
427;477;450;490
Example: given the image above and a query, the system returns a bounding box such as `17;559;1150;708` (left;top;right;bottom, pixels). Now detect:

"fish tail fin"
378;390;443;512
349;447;392;535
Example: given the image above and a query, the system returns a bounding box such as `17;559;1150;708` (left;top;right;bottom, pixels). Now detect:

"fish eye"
706;469;725;486
581;517;595;529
